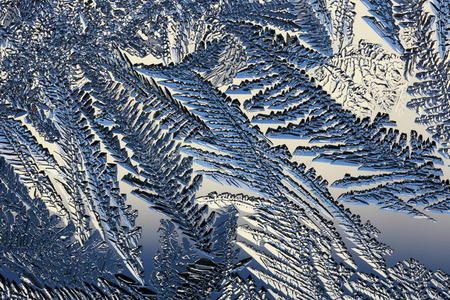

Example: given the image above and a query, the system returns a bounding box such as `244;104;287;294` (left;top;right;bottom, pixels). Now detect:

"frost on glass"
0;0;449;299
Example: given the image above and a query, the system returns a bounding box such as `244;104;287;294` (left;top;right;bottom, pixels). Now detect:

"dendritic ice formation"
0;0;449;299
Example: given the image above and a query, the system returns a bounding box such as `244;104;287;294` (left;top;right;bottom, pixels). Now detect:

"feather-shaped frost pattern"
0;0;449;299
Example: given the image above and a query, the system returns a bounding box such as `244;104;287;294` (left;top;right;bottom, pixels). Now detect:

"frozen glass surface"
0;0;449;299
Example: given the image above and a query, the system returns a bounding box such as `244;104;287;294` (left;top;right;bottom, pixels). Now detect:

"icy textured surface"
0;0;449;299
